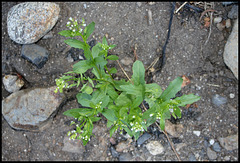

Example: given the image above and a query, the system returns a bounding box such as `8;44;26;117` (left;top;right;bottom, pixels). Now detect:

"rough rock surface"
21;44;49;69
146;141;164;155
223;18;238;79
2;86;66;131
165;120;184;137
7;2;60;44
218;134;238;151
2;75;24;93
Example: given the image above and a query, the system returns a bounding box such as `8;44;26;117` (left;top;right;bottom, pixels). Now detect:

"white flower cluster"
66;17;86;33
130;121;145;133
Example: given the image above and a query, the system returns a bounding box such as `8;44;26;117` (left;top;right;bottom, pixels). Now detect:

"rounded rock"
3;75;24;93
7;2;60;44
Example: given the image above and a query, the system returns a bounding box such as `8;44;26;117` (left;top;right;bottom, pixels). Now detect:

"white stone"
229;93;235;98
209;139;215;145
223;18;238;79
193;131;201;137
3;75;24;93
214;17;222;24
146;141;164;155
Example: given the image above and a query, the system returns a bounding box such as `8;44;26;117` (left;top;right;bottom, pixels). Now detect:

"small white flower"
79;28;83;32
69;27;72;30
150;114;153;117
67;21;71;25
72;29;76;32
132;115;135;118
69;17;73;21
82;24;86;26
99;101;102;104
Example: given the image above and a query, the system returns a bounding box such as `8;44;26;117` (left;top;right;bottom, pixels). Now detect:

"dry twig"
175;1;188;14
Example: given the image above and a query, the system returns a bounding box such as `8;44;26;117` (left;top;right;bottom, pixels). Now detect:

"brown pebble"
109;137;116;145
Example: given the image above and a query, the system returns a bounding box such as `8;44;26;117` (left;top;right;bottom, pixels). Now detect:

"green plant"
55;17;201;146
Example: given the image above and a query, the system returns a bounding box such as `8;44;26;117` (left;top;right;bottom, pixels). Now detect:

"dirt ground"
1;2;238;161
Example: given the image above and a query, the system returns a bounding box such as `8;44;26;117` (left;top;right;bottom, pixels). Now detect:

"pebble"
209;139;215;145
119;153;133;161
110;146;119;158
137;132;152;145
223;156;230;161
216;22;225;31
211;94;227;106
225;19;231;28
189;153;196;161
146;141;164;155
176;143;187;152
137;2;142;7
109;137;117;145
3;75;24;93
148;9;153;25
2;86;66;131
21;44;49;69
214;17;222;24
229;93;235;98
217;134;238;151
116;141;130;153
193;131;201;137
7;2;60;44
207;147;217;160
212;142;221;152
165;120;184;137
120;57;133;66
62;136;84;154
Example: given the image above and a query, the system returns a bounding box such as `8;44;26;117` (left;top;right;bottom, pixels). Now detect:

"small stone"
214;17;222;24
218;134;238;151
212;142;221;152
110;146;119;158
207;147;217;160
148;2;155;5
148;9;153;25
21;44;49;69
225;19;231;28
3;75;24;93
120;57;133;66
119;153;133;161
211;94;227;106
216;22;225;31
109;137;117;145
116;141;129;153
229;93;235;98
189;153;196;161
62;136;84;154
146;141;164;155
7;2;60;44
42;31;54;39
137;2;142;7
176;143;187;152
209;139;215;145
137;132;152;145
223;156;230;161
193;131;201;137
165;120;184;137
189;28;194;32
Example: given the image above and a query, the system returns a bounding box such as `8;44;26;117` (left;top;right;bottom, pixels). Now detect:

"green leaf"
132;60;145;86
174;94;201;107
109;125;118;137
109;44;116;49
115;93;132;107
145;83;162;98
160;116;165;131
106;84;119;100
76;93;92;107
102;36;108;45
73;60;93;74
85;22;95;40
173;106;181;118
106;55;119;60
82;86;93;94
87;77;94;87
60;75;73;80
92;45;100;59
64;39;85;50
109;67;117;74
160;77;183;102
89;116;101;122
102;108;118;122
94;56;108;68
120;83;144;96
132;96;143;108
58;30;73;37
113;79;128;91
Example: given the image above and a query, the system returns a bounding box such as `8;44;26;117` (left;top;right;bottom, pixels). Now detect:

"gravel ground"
2;2;238;161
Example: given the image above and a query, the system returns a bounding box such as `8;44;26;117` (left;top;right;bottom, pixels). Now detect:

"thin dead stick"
116;60;133;83
199;9;216;21
206;83;221;87
118;59;181;161
175;2;187;14
204;11;213;45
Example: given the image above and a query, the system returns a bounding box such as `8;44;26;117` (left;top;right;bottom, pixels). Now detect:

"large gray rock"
2;86;66;131
218;134;238;151
7;2;60;44
223;18;238;79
